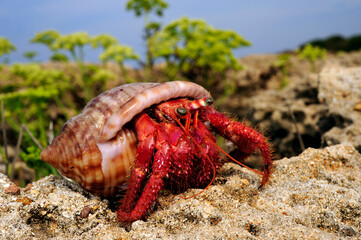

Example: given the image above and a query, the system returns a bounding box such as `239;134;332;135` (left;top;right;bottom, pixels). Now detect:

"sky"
1;0;361;65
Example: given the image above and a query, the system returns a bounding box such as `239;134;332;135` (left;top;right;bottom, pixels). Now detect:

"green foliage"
0;63;74;178
297;44;327;63
50;52;69;62
274;53;292;88
91;34;118;50
0;37;16;63
297;44;327;72
31;30;60;49
1;63;71;143
100;44;139;65
126;0;168;17
89;68;117;91
31;30;66;62
53;32;91;62
100;44;139;83
126;0;169;77
23;51;37;61
304;34;361;53
150;17;250;84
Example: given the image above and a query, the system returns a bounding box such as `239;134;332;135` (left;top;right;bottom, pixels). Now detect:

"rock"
238;62;361;159
5;184;20;195
0;144;360;239
243;71;325;158
318;66;361;152
80;206;92;218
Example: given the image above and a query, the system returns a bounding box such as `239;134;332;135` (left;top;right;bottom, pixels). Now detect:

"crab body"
40;81;272;223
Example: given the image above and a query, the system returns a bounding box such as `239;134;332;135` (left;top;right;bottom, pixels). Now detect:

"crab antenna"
172;111;216;199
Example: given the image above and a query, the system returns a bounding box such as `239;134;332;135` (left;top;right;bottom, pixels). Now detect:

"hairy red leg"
189;118;220;187
200;107;273;185
119;112;157;213
163;122;194;192
118;120;193;223
169;111;218;198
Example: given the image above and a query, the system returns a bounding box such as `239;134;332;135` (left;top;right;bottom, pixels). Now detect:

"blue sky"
1;0;361;65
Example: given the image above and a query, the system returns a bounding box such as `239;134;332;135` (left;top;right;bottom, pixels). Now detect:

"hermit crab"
40;81;272;223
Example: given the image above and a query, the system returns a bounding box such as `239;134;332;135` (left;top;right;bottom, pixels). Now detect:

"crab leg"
120;112;156;213
118;114;193;222
200;107;273;185
190;119;221;187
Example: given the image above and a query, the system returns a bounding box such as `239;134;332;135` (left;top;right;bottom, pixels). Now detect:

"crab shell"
40;81;210;196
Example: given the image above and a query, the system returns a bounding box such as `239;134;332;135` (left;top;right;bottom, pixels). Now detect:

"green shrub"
297;44;327;72
23;51;37;62
92;34;118;50
100;44;139;83
149;17;250;86
126;0;168;78
274;53;292;88
52;32;91;63
0;63;74;179
0;37;16;63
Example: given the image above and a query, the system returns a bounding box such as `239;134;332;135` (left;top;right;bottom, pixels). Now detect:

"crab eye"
205;97;214;106
176;107;188;116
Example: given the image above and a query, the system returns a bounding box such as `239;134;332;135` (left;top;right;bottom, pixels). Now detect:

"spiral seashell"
40;81;210;196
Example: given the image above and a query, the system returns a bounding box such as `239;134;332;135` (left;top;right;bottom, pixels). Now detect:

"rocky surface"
318;66;361;152
1;144;360;239
230;53;361;159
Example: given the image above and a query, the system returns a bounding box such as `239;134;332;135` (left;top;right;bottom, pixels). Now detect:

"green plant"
89;68;117;92
149;17;251;86
100;44;139;83
2;63;72;141
0;37;16;63
31;30;61;61
126;0;168;17
91;34;118;50
23;51;37;62
296;44;327;72
0;63;74;180
50;52;69;62
126;0;168;77
52;32;98;100
274;53;292;88
31;30;60;47
52;32;91;63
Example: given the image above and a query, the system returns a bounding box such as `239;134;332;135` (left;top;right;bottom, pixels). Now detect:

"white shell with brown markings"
40;81;210;196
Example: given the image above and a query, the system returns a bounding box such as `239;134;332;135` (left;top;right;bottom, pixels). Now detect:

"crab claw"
200;107;272;185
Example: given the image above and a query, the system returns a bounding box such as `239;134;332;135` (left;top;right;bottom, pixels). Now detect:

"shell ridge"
100;81;209;141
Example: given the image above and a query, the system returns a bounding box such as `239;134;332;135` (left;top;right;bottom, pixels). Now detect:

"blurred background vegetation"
1;0;360;187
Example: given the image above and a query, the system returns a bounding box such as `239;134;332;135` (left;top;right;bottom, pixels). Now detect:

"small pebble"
81;206;92;218
240;179;250;186
16;196;33;205
23;183;33;192
354;101;361;111
5;184;20;195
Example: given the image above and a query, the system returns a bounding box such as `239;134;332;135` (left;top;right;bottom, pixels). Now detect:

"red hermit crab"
40;81;272;223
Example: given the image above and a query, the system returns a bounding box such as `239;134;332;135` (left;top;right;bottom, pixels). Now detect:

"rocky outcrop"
318;66;361;152
239;65;361;159
1;144;360;239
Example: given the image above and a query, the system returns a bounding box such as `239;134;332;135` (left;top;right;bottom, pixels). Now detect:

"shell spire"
40;142;60;169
